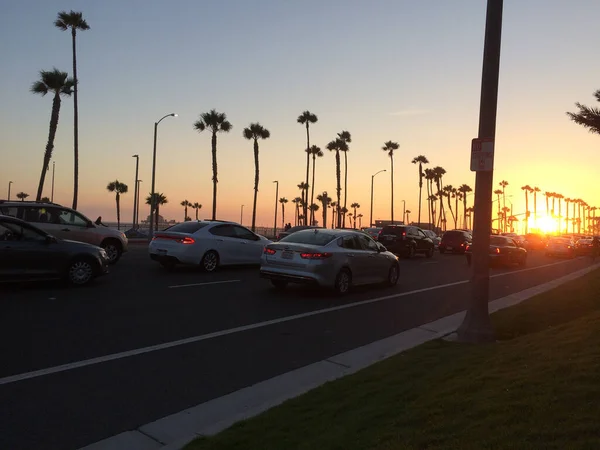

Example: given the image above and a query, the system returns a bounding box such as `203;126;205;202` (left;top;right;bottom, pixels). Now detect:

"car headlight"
99;249;108;259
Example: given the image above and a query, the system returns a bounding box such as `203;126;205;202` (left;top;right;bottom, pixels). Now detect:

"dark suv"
439;230;472;254
378;225;434;258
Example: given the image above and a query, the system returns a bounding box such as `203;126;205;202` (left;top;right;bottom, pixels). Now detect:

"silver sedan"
260;229;400;295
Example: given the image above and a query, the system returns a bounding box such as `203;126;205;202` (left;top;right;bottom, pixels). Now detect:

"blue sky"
1;0;600;228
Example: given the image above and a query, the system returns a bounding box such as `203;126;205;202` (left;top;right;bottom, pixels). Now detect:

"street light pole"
136;180;142;229
7;181;13;201
240;204;244;225
51;162;55;202
273;181;279;237
370;169;386;227
402;200;406;224
132;155;139;229
457;0;503;343
148;113;177;241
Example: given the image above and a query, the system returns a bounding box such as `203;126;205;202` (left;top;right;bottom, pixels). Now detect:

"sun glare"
536;216;557;234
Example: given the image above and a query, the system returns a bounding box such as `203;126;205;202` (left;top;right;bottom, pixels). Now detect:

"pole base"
456;312;495;343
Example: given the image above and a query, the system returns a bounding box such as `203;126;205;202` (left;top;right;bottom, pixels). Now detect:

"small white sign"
470;138;495;172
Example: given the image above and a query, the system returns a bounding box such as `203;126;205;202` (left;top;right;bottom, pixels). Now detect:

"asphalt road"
0;245;594;450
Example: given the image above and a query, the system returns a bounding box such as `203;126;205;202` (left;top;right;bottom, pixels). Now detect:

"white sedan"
149;220;271;271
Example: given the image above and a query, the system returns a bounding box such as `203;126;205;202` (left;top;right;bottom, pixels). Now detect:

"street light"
273;181;279;237
370;169;386;227
148;113;177;241
240;204;244;225
132;155;139;230
402;200;406;224
136;180;143;230
7;181;13;201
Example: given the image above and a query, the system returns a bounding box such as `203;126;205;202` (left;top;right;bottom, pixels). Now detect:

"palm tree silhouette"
317;193;332;229
31;69;74;201
357;213;363;228
405;210;411;224
307;145;323;224
330;201;337;228
567;90;600;134
194;110;232;220
556;193;564;232
494;189;503;230
326;138;348;228
107;180;128;230
443;185;456;229
499;180;509;232
54;10;90;210
192;202;202;220
16;192;29;202
291;197;302;226
297;111;318;223
382;141;399;223
533;187;541;227
337;131;352;227
180;200;190;221
243;123;270;232
351;202;361;228
146;193;168;231
432;167;446;230
521;185;533;234
297;182;309;225
564;197;571;233
424;168;435;228
457;184;472;229
411;155;429;226
309;203;320;225
279;197;288;227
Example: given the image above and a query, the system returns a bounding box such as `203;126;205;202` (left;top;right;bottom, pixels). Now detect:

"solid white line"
490;259;574;278
168;280;241;289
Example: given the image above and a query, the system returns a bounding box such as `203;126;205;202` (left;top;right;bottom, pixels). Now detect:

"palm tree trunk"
533;191;537;227
37;93;62;200
211;131;218;220
335;151;341;228
343;152;348;227
71;28;80;210
195;208;199;220
390;156;394;223
251;140;259;232
304;123;310;224
524;192;529;234
282;203;285;228
116;193;120;230
322;203;327;229
417;164;423;225
310;155;316;224
155;204;159;230
454;195;459;229
462;195;467;230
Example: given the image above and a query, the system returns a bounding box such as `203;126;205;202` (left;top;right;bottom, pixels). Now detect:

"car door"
231;225;264;264
208;224;241;265
340;235;368;284
0;221;26;280
356;234;388;282
52;208;95;244
416;228;432;252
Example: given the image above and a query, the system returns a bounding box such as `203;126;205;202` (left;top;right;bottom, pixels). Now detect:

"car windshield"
165;222;209;233
279;230;338;246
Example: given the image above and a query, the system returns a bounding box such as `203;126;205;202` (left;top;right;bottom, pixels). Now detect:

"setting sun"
536;216;558;234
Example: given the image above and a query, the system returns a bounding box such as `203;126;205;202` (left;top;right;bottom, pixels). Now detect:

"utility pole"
132;155;139;229
457;0;503;343
240;204;244;225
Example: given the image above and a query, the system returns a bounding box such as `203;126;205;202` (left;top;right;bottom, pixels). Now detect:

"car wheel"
67;259;95;286
425;247;434;258
102;239;122;264
271;280;288;290
334;269;352;295
405;245;416;259
386;264;399;286
201;250;219;272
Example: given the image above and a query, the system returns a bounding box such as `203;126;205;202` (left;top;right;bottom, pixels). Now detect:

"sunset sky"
1;0;600;231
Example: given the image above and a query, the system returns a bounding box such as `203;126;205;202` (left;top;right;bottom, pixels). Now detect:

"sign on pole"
470;137;495;171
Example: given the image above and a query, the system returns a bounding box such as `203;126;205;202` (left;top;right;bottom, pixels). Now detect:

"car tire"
425;247;434;258
271;280;288;290
334;268;352;296
386;264;399;286
67;258;96;286
201;250;219;272
102;239;122;264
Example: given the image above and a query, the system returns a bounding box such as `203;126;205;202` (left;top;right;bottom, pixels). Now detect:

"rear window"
490;236;512;246
279;230;338;246
165;222;209;233
443;231;467;238
381;226;406;236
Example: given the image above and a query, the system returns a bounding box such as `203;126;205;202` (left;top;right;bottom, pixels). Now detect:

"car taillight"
465;245;470;251
495;247;500;254
180;237;195;244
460;243;465;246
300;252;332;259
264;247;276;255
402;232;406;236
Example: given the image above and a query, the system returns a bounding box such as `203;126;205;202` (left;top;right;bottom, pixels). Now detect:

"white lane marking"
490;259;574;278
168;280;241;289
0;257;582;386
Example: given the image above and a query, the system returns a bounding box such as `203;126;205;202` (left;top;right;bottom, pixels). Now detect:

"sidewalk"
82;262;600;450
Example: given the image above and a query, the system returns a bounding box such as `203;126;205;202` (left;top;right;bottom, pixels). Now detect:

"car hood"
59;238;103;251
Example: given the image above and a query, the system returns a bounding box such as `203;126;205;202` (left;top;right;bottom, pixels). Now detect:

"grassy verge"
186;269;600;450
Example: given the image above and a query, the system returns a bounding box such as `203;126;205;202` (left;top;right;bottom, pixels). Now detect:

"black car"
377;225;434;258
439;230;472;254
465;235;527;267
0;215;109;285
276;225;322;241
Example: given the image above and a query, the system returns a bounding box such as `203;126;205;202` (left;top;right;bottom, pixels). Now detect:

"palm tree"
192;202;202;220
432;166;446;229
521;185;533;234
194;110;233;220
330;201;337;228
297;111;318;222
337;131;352;227
292;197;302;226
494;189;503;230
279;197;288;227
41;197;51;203
533;186;541;228
411;155;429;226
180;200;190;221
382;141;400;223
31;69;74;201
357;213;364;228
567;90;600;134
454;191;462;229
16;192;29;202
564;198;571;233
146;193;168;231
107;180;128;230
544;191;551;218
405;210;411;224
427;194;437;230
443;185;457;229
317;193;332;229
297;182;309;225
465;207;474;230
424;168;435;229
499;180;509;231
326;138;348;228
556;193;564;232
54;11;90;210
457;184;472;229
339;207;348;228
309;203;320;225
307;145;323;224
243;123;270;232
351;202;361;228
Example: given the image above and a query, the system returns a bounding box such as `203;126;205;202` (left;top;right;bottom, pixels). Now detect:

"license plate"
385;236;393;241
282;251;294;260
446;246;453;250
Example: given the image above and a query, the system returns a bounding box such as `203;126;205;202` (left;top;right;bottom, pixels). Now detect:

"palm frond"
193;120;206;132
55;11;90;31
566;103;600;135
30;81;48;95
297;110;318;124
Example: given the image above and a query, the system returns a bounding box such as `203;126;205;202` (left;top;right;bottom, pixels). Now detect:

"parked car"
363;227;382;240
260;228;399;295
276;225;322;241
0;214;109;285
545;237;575;258
149;220;271;271
0;200;128;264
439;230;472;254
465;235;527;267
575;238;594;256
422;229;441;249
377;225;435;258
522;233;546;251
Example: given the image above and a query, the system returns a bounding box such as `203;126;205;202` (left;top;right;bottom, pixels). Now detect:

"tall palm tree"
192;202;202;220
326;138;348;228
499;180;509;231
443;185;456;229
544;191;551;217
567;90;600;134
427;194;437;230
556;193;564;232
146;193;168;231
405;210;411;224
16;192;29;202
243;123;270;232
337;131;352;227
317;193;332;229
292;197;302;226
307;145;323;224
357;213;364;228
351;202;361;228
309;203;320;224
424;168;435;229
382;141;399;223
107;180;128;230
411;155;429;226
457;184;472;229
432;166;446;229
297;111;318;222
521;185;533;234
194;110;233;220
533;186;541;228
466;206;474;230
564;198;571;233
180;200;190;221
279;197;288;227
297;182;309;225
31;69;75;201
454;191;462;229
494;189;503;230
54;11;90;210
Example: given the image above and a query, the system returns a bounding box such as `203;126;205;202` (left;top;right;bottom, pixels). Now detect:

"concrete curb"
80;263;600;450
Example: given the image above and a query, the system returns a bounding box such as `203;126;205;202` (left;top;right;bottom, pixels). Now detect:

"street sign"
470;137;494;171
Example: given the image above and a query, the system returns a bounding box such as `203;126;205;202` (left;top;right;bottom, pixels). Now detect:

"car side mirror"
87;221;95;228
378;243;387;252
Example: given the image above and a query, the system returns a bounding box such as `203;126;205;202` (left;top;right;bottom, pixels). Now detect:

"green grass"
186;269;600;450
